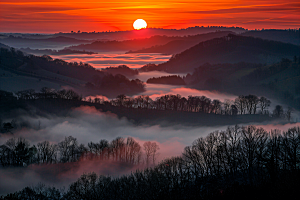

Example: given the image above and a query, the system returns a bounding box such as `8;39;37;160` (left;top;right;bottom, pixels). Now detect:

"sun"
133;19;147;30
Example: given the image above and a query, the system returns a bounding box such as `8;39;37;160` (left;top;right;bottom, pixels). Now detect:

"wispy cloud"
0;0;299;32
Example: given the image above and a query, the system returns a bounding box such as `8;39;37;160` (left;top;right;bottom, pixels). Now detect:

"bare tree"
286;107;293;122
259;96;271;114
143;141;160;166
273;105;284;118
37;141;57;164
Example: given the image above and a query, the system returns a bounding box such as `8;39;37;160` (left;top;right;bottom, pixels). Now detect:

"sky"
0;0;299;33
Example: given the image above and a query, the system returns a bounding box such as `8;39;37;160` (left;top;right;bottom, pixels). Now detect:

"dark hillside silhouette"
101;65;139;77
20;48;97;55
0;48;145;96
242;29;300;45
146;75;186;85
54;26;247;40
1;89;287;128
67;35;185;52
157;34;300;73
186;58;300;109
126;31;234;54
0;35;93;49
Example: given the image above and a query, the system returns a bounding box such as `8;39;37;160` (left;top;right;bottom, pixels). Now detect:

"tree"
143;141;160;166
2;122;14;133
224;99;232;115
110;137;125;161
234;95;246;114
273;105;283;118
286;107;293;122
58;136;79;163
116;94;127;107
259;97;271;114
125;137;142;164
37;141;57;164
245;95;259;114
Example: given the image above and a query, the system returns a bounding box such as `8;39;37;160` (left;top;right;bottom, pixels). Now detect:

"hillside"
242;29;300;45
101;65;139;77
186;58;300;109
0;96;274;127
0;47;145;97
126;31;234;54
54;26;246;40
147;75;186;85
156;34;300;73
0;35;93;49
20;48;97;56
67;35;185;52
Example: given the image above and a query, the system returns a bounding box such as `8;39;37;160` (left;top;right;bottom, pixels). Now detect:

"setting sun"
133;19;147;30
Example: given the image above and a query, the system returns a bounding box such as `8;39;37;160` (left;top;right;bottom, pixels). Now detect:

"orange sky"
0;0;299;33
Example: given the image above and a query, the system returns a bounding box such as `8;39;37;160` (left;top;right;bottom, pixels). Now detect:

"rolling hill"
126;31;234;55
156;34;300;73
241;29;300;46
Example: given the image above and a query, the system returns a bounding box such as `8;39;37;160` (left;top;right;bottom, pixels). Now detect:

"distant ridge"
242;29;300;46
126;31;234;55
55;26;247;40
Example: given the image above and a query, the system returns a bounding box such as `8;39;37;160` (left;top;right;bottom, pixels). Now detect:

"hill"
0;94;275;127
0;35;93;49
241;29;300;45
186;58;300;109
147;75;186;85
126;31;234;55
156;34;300;73
0;47;145;97
67;35;186;52
54;26;247;40
20;48;97;55
101;65;139;77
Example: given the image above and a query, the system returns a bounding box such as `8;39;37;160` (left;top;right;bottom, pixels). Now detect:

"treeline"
0;136;159;167
108;94;288;118
101;65;139;77
146;75;186;85
1;88;292;119
2;125;300;199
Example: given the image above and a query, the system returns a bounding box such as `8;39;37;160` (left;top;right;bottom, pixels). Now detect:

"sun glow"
133;19;147;30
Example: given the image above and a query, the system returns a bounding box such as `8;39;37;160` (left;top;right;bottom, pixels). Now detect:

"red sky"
0;0;299;33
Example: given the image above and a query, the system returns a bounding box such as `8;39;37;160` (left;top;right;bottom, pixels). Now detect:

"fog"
1;105;300;195
52;53;171;69
2;105;299;162
0;159;144;195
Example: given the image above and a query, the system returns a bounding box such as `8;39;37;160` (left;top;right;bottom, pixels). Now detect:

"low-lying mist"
1;105;300;195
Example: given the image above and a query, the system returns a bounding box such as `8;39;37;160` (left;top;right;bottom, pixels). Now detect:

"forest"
101;65;139;77
146;75;186;85
1;125;300;199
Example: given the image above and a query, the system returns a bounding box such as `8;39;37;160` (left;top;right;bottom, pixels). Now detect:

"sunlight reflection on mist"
51;53;171;69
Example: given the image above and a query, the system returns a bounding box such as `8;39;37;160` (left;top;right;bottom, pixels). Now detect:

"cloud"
189;3;300;15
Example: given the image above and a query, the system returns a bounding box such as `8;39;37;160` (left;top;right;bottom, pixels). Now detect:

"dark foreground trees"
1;125;300;199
